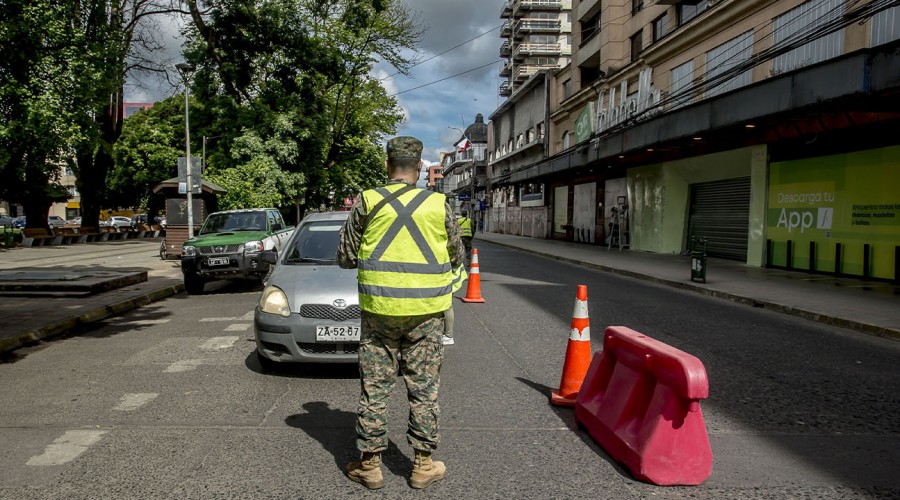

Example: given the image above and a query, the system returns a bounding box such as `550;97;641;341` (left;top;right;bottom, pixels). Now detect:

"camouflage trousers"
356;310;444;453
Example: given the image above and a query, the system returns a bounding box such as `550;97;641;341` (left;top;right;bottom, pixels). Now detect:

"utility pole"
176;62;196;238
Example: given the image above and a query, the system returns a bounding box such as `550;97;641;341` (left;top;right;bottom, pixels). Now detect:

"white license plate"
207;257;229;266
316;325;360;342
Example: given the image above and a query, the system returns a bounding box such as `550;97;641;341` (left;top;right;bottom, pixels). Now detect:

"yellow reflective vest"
458;217;473;238
358;184;453;315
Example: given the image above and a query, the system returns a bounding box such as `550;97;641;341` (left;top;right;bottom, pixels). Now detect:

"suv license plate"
207;257;229;266
316;326;360;342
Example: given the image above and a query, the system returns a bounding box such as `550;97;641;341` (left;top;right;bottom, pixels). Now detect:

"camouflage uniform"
337;141;465;454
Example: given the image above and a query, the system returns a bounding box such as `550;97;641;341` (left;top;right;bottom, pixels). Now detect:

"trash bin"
690;237;707;283
2;227;13;248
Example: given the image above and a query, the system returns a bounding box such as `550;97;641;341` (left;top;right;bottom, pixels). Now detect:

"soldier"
337;136;465;490
457;210;474;266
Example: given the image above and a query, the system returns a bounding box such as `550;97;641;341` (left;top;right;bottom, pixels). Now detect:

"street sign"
177;156;202;194
458;192;470;201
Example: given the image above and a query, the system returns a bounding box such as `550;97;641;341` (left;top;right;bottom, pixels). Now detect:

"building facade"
487;0;900;282
442;115;490;228
500;0;574;97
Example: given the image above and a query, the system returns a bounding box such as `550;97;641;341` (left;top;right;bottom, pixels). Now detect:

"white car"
102;216;133;229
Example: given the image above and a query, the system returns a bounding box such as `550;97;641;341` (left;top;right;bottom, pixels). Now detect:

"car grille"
297;343;359;354
299;304;361;321
198;245;242;255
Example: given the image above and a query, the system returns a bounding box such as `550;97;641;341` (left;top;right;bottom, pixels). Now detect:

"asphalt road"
1;243;898;499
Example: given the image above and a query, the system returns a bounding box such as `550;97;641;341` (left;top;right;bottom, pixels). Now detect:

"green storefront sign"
574;104;594;145
767;145;900;279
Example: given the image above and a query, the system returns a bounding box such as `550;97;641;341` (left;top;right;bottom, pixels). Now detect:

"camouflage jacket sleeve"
445;203;464;269
336;199;366;269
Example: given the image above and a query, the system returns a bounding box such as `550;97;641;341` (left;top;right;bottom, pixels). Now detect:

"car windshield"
200;212;267;234
283;220;343;264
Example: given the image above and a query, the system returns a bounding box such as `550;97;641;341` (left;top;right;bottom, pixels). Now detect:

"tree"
182;0;420;219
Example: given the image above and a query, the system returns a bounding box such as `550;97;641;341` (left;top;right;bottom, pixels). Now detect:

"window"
581;11;601;45
705;30;754;97
526;129;535;143
632;0;643;15
562;79;572;99
653;12;669;42
562;131;571;149
678;0;709;26
537;122;545;140
516;134;524;148
630;31;643;63
670;59;694;108
772;0;844;74
508;139;514;152
581;66;603;86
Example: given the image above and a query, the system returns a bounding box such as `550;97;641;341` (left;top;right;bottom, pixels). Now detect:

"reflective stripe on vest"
358;184;452;316
458;217;473;238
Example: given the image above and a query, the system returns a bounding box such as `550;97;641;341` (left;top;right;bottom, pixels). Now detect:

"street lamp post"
176;62;196;238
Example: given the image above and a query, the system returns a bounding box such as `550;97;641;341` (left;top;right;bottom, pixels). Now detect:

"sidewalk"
475;232;900;340
0;239;183;355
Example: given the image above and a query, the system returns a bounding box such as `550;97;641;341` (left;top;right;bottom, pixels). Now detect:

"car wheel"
184;271;205;295
257;350;280;372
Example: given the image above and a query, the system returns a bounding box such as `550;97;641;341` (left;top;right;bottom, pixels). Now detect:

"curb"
0;282;184;355
481;239;900;342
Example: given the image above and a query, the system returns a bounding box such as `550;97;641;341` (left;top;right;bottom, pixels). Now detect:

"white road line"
112;393;158;412
121;319;171;326
27;430;107;466
239;310;255;321
224;324;251;332
200;336;239;350
164;359;203;373
200;317;236;322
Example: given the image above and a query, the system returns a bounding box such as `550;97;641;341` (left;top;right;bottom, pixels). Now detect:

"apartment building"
486;0;900;282
500;0;574;97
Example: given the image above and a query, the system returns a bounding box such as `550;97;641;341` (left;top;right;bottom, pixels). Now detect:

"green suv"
180;208;294;294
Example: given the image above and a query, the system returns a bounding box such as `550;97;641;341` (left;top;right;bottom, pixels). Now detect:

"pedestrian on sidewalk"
337;135;465;490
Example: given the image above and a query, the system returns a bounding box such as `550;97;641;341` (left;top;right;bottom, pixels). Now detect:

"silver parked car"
254;211;360;368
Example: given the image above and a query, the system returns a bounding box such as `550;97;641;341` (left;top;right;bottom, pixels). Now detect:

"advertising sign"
767;145;900;279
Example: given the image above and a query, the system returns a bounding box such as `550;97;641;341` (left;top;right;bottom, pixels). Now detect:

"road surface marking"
200;317;236;322
113;393;158;411
165;359;203;373
240;310;254;321
122;319;171;326
224;324;251;332
200;336;239;350
27;430;107;466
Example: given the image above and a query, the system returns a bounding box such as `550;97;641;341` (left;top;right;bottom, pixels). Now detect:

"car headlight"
244;240;264;253
259;285;291;317
182;245;197;256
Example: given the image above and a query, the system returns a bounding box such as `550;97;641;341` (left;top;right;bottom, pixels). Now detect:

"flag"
455;137;471;152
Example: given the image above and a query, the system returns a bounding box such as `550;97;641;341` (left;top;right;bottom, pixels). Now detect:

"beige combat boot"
409;450;446;489
347;452;384;490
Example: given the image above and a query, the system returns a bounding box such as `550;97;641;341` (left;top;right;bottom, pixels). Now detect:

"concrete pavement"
1;231;898;357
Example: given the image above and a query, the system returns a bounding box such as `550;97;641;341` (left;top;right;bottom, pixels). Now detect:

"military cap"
386;136;423;160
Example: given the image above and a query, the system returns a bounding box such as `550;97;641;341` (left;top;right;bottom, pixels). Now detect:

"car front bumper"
254;308;359;364
182;252;269;280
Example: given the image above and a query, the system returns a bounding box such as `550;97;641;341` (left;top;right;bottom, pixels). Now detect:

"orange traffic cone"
460;248;485;303
551;285;592;406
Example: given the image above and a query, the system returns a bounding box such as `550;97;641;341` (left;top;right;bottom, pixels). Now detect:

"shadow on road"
285;402;413;478
243;350;359;379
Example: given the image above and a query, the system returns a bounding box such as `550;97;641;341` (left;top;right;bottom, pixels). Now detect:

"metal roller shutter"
689;177;751;261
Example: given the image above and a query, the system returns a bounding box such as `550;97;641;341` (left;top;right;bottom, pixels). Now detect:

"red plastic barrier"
575;326;712;486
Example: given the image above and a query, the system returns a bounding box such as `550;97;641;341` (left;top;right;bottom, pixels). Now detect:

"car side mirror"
260;250;278;264
272;223;282;231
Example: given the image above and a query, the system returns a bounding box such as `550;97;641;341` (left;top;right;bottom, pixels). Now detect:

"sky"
125;0;507;169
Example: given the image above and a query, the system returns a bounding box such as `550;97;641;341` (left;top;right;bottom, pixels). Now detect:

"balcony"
501;22;511;37
516;0;563;11
500;41;511;57
499;81;512;97
501;2;512;18
500;62;512;77
513;43;563;60
513;65;539;82
514;19;562;38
